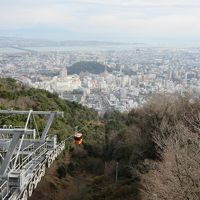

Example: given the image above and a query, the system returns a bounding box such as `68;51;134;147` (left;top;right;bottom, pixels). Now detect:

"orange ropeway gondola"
74;132;83;144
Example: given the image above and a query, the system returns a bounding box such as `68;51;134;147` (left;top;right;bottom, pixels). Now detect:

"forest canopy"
67;61;112;75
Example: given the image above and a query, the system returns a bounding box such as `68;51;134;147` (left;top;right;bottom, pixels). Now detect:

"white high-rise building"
60;68;68;78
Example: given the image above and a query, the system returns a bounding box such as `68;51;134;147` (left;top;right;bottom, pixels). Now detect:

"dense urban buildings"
0;46;200;115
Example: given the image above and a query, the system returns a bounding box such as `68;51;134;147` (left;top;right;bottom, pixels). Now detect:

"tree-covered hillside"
0;78;105;200
56;93;200;200
1;78;199;200
0;78;99;141
67;61;112;75
88;94;200;200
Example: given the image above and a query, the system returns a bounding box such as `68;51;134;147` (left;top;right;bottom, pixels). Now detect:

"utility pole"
115;162;119;184
104;122;109;175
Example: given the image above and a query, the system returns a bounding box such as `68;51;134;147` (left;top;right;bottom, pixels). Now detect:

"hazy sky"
0;0;200;45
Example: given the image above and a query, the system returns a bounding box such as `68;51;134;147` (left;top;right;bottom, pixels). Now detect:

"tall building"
59;68;68;78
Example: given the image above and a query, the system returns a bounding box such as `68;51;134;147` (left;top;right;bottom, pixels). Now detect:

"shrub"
83;157;104;175
57;164;67;179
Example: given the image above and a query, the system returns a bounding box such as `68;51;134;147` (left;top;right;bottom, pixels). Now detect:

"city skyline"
0;0;200;46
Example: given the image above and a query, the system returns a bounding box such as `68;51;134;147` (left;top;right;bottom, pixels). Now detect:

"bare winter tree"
140;117;200;200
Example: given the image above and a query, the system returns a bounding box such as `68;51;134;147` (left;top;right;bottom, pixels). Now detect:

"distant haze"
0;0;200;46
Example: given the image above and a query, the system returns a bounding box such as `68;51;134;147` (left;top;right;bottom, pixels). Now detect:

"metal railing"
8;143;47;172
0;180;9;200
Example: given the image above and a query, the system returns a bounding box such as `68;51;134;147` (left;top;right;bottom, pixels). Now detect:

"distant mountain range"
0;36;143;48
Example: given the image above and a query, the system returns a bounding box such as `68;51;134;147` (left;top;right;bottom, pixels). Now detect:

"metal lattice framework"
0;110;65;200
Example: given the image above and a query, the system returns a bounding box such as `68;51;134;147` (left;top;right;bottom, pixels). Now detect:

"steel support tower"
0;110;65;200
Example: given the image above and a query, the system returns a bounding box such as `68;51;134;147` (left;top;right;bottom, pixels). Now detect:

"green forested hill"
68;61;112;75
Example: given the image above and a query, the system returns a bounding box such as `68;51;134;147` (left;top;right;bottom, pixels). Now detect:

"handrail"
0;180;9;200
12;142;47;171
21;143;34;152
